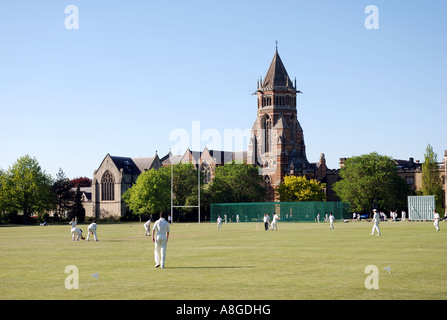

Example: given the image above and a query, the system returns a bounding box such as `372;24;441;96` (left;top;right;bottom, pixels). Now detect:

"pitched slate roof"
161;152;183;165
393;158;422;170
260;50;296;92
109;156;141;175
132;157;158;173
109;155;158;175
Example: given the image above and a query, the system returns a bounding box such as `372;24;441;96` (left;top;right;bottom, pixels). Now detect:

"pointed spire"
260;49;294;91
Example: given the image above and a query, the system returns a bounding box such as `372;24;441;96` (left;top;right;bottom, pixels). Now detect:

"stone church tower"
248;49;315;199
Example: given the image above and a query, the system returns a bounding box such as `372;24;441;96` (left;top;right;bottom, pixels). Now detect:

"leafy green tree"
2;155;54;223
122;166;171;219
421;144;443;213
276;175;326;202
0;169;10;221
183;183;213;220
332;152;409;214
209;162;267;203
172;163;201;207
123;163;206;221
123;163;267;221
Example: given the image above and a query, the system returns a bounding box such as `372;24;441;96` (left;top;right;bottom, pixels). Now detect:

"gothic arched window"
262;114;272;153
201;163;212;184
101;171;115;201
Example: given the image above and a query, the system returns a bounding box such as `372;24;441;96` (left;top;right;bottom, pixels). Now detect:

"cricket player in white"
71;227;84;241
69;217;84;240
271;213;278;230
433;210;440;231
371;209;381;236
69;217;77;235
69;217;77;228
217;216;223;230
152;213;170;268
144;218;151;236
87;220;98;241
329;212;334;229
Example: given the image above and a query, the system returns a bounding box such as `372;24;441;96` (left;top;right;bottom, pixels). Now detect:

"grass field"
0;220;446;300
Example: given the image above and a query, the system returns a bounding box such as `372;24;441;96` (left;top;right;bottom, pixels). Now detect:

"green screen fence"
211;202;352;223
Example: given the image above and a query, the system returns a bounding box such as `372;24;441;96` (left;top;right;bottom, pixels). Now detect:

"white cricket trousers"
154;239;168;267
87;228;98;241
434;220;440;231
371;223;381;235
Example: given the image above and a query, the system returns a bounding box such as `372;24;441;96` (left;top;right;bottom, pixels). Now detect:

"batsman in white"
371;209;381;236
87;219;98;241
152;212;170;268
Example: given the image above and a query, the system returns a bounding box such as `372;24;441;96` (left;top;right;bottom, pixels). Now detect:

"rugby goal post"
170;153;201;224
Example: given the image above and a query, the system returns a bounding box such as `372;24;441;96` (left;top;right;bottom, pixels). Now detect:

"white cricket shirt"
153;218;170;240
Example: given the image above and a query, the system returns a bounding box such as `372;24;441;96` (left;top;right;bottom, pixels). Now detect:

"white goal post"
170;153;201;224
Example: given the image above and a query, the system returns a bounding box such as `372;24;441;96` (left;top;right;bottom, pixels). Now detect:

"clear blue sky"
0;1;446;179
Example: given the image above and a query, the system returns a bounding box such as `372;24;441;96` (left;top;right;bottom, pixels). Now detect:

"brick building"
247;49;334;200
87;50;446;218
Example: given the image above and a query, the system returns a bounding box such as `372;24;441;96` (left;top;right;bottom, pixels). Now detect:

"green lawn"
0;220;446;300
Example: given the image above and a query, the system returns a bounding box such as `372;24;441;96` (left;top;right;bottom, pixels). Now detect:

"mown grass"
0;220;446;300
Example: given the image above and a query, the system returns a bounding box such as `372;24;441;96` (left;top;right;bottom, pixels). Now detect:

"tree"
70;186;85;222
171;163;201;207
276;175;326;202
122;166;171;219
421;144;443;212
2;155;54;223
52;168;74;220
332;152;409;214
123;164;208;221
0;169;10;222
209;162;267;203
70;177;92;188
